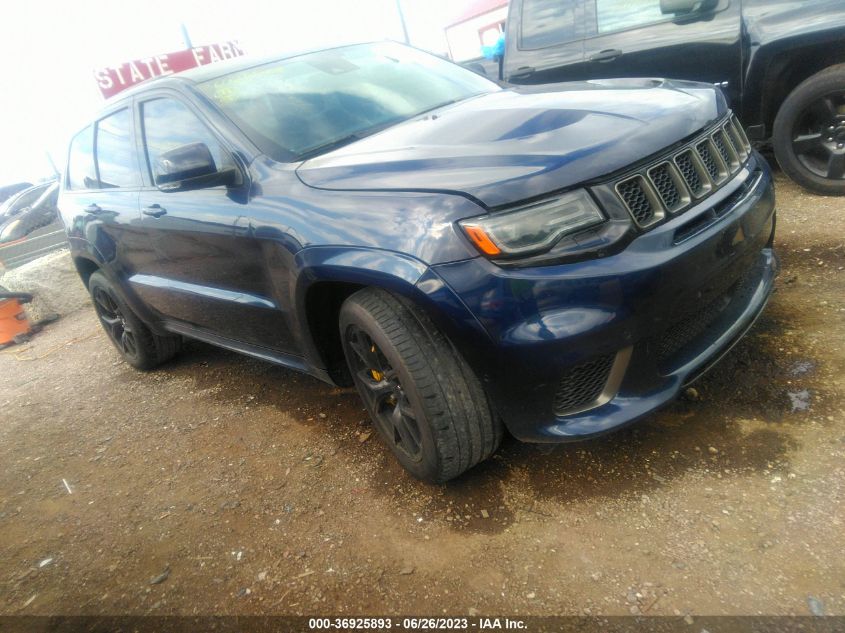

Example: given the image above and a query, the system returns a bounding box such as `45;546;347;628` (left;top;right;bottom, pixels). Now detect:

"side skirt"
162;320;335;385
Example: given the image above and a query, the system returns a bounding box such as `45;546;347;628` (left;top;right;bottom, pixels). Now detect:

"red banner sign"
94;41;246;99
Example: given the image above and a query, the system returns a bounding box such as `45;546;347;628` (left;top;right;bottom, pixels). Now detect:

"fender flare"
292;246;494;382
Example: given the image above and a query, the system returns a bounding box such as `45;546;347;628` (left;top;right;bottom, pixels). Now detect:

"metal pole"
180;23;193;49
395;0;410;44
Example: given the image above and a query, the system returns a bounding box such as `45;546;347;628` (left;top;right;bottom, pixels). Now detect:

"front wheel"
88;271;181;370
339;288;502;483
773;64;845;195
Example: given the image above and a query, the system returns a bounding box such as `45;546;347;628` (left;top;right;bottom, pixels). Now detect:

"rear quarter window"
67;125;97;190
96;109;141;189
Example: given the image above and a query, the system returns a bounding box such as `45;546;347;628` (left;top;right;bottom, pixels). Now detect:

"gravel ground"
0;173;843;617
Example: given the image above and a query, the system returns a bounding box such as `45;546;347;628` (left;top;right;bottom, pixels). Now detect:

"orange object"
463;224;502;256
0;297;31;345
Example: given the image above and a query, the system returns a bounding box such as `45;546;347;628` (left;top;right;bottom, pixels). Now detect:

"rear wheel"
773;64;845;195
339;288;501;483
88;271;181;370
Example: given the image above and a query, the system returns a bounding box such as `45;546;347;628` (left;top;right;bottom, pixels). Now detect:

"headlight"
459;189;605;257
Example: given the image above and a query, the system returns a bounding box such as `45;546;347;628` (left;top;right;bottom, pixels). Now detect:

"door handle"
590;49;623;63
510;66;535;80
143;204;167;218
84;203;104;215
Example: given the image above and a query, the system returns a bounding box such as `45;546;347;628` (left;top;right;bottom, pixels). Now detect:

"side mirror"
660;0;701;14
154;142;240;192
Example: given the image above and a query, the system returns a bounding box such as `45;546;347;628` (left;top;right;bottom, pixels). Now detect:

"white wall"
445;6;508;62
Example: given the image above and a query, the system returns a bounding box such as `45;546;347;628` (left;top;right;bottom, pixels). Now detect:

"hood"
296;78;728;209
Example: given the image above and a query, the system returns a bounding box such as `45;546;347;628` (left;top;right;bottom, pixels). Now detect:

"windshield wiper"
296;98;469;160
297;117;406;160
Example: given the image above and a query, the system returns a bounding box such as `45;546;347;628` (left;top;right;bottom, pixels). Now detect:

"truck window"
520;0;579;50
96;109;141;189
67;126;97;190
594;0;666;34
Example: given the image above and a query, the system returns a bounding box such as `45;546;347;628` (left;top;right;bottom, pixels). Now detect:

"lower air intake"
554;354;615;415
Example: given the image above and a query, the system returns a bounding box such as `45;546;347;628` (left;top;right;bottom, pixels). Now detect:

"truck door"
503;0;588;84
581;0;743;108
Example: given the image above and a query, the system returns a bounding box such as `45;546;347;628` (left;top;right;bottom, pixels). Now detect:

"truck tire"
88;271;181;370
339;288;502;483
773;64;845;195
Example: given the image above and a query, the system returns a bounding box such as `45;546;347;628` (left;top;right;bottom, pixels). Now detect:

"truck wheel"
339;288;502;483
773;64;845;195
88;271;181;370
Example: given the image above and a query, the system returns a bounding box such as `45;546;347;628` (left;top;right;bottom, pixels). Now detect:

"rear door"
581;0;743;107
60;107;146;284
133;93;297;353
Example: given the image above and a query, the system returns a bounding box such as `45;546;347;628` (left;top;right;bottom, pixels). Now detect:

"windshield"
198;42;499;161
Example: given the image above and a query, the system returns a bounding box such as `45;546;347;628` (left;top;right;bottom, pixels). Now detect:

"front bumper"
430;153;777;442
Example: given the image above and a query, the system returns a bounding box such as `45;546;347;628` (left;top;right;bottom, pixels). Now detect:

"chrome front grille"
614;114;752;229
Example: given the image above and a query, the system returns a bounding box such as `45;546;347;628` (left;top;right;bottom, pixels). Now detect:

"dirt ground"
1;172;843;617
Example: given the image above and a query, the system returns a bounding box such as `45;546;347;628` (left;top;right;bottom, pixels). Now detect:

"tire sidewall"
339;301;443;482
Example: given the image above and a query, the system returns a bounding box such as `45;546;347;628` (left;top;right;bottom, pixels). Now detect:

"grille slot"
674;150;709;197
731;114;751;152
714;129;740;170
554;354;615;415
725;121;748;161
647;162;690;213
616;176;661;226
696;140;726;183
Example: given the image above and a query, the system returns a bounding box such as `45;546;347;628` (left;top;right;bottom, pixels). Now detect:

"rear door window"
520;0;579;49
95;108;141;189
67;125;97;190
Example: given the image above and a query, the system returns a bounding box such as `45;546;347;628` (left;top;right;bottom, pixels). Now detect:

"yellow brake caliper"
369;345;383;381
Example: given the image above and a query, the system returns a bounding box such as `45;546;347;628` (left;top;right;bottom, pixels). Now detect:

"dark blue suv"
59;42;777;482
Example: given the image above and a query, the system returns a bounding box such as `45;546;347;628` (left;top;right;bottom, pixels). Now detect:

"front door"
133;95;297;353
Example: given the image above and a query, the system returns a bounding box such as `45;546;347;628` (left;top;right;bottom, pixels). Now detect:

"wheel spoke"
356;370;394;408
99;314;120;327
792;132;824;155
348;332;381;370
390;404;421;455
94;294;116;317
827;152;845;179
120;330;135;355
808;97;837;123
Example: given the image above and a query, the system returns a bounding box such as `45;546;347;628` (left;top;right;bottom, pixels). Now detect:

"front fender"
292;246;495;386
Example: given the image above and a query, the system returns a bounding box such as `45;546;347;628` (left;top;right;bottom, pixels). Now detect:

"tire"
773;64;845;195
339;288;502;483
88;271;181;370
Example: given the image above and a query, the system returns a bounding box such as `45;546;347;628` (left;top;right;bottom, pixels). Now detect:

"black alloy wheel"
773;64;845;195
344;323;423;461
338;287;502;483
87;270;181;370
789;92;845;181
93;285;139;360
